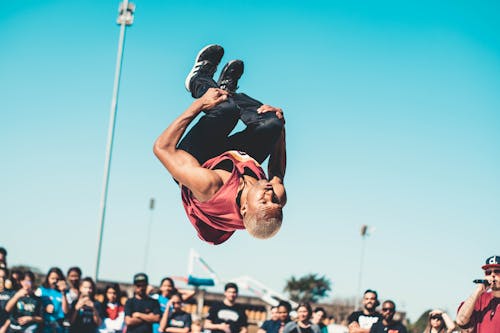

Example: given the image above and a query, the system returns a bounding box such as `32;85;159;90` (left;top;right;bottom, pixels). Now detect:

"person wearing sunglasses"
422;310;455;333
456;255;500;332
368;300;407;333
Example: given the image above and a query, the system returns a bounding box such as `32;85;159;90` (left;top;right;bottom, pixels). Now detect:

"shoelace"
219;78;238;92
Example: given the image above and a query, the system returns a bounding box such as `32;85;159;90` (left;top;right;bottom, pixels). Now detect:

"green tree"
408;310;430;333
284;273;331;303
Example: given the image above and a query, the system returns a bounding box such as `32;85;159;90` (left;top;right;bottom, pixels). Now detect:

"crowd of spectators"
1;248;498;333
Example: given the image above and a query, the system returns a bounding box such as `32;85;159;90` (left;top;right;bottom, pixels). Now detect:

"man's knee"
255;115;284;136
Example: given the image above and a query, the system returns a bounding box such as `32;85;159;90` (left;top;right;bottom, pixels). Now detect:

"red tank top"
181;151;266;245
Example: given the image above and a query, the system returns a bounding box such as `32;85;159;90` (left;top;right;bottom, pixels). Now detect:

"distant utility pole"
356;224;370;309
143;198;155;272
94;0;135;282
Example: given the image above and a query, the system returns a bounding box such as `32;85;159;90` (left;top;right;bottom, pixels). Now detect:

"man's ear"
240;203;247;217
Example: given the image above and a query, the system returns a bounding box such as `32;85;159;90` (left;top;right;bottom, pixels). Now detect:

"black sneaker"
185;44;224;92
217;60;244;93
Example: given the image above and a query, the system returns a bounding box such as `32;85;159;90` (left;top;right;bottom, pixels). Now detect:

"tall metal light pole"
95;0;135;282
143;198;155;272
356;224;369;310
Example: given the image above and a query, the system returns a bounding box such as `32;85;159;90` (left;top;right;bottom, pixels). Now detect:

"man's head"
482;255;500;290
312;307;327;325
133;273;149;297
380;300;396;323
241;180;283;239
362;289;379;313
224;282;239;304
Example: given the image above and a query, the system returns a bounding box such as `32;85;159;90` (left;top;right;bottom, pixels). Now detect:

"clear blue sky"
1;0;499;322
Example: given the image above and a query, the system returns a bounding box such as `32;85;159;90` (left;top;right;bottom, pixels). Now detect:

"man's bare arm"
153;88;228;200
268;125;287;206
456;284;484;327
348;322;370;333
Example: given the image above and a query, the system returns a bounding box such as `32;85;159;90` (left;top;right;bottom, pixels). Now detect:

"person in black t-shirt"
158;292;192;333
69;277;103;333
4;271;43;333
204;283;247;333
124;273;161;333
347;289;382;333
369;300;407;333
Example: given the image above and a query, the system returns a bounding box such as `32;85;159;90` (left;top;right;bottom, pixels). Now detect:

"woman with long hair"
423;310;455;333
35;267;69;333
69;277;102;333
100;283;125;333
283;303;320;333
158;293;192;333
152;277;195;333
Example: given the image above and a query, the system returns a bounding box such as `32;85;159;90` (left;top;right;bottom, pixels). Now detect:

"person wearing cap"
347;289;382;333
124;273;161;333
204;282;248;333
369;300;407;333
456;255;500;332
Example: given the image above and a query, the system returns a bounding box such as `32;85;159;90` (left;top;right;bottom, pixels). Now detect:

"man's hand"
257;104;284;121
200;88;229;110
15;289;29;298
219;323;231;333
17;316;32;326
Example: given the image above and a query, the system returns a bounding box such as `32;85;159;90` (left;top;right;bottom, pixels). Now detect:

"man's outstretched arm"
153;88;228;200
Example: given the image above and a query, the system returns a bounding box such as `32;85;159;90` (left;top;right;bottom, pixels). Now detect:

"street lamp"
356;224;371;309
94;0;135;282
143;198;155;272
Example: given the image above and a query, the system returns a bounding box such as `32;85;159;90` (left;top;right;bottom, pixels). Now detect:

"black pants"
178;75;283;165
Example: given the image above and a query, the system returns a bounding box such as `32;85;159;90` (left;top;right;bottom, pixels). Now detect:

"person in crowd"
35;267;69;333
422;310;455;333
270;307;279;321
153;44;287;246
0;268;12;332
327;315;348;333
204;283;248;333
69;277;103;333
259;301;291;333
158;292;192;333
66;267;82;306
456;255;500;332
258;306;278;333
124;273;160;333
0;249;7;269
369;300;407;333
151;278;195;333
283;303;320;333
347;289;382;333
311;308;328;333
4;271;43;333
6;271;22;292
100;284;125;333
